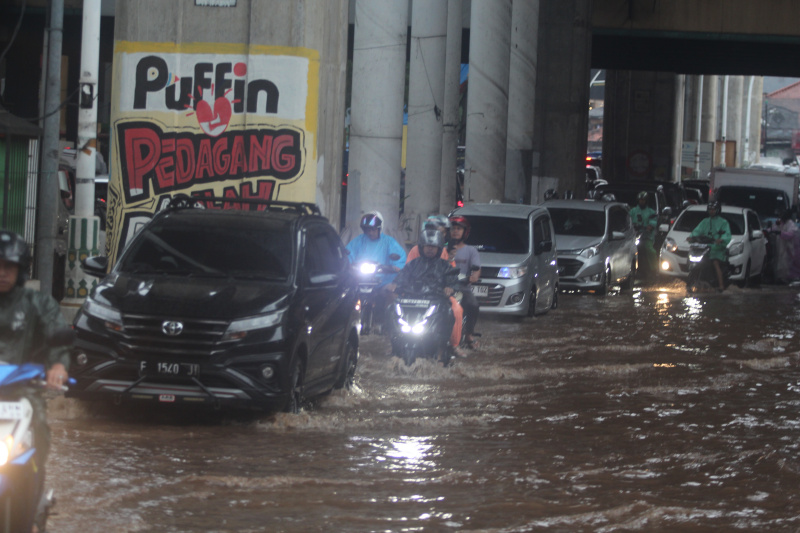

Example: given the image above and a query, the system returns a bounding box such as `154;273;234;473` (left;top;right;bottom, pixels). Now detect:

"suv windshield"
119;215;293;281
716;186;789;221
464;215;529;254
548;208;605;237
674;210;745;235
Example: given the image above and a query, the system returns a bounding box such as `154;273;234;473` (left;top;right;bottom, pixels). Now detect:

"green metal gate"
0;137;29;235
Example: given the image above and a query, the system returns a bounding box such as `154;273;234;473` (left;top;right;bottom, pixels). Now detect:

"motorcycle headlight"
728;241;744;257
663;237;678;253
497;267;528;279
579;246;598;259
223;310;285;341
83;299;124;332
411;321;427;335
0;436;11;467
359;263;377;275
424;305;437;318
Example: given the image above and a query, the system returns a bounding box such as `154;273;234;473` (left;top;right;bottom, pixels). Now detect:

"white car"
659;205;767;286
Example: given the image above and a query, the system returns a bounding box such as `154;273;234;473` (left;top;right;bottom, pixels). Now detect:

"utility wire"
0;0;27;66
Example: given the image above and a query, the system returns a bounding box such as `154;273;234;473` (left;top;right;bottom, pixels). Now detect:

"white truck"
710;167;800;227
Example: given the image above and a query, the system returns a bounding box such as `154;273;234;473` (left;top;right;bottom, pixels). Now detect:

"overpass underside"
593;30;800;77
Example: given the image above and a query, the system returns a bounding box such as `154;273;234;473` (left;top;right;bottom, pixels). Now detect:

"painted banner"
108;41;319;263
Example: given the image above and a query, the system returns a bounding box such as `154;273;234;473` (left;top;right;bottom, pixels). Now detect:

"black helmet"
418;228;444;251
424;214;450;230
360;211;383;230
0;231;30;286
637;191;648;201
707;200;720;213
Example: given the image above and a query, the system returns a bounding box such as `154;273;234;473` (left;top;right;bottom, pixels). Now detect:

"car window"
464;215;530;254
534;214;552;248
608;206;630;232
304;225;345;276
118;216;293;280
746;211;761;232
548;208;605;237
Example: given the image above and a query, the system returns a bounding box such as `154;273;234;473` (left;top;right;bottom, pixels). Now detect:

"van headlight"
728;241;744;257
663;237;678;253
497;267;528;279
223;310;285;341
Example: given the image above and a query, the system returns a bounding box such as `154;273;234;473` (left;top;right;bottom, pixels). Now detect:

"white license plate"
472;285;489;297
0;401;24;420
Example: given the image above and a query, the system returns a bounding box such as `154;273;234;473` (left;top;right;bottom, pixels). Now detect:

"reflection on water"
45;280;800;532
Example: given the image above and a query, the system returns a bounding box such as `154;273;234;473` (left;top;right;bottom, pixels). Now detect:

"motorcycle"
686;232;728;293
390;294;455;367
0;330;74;533
354;254;400;335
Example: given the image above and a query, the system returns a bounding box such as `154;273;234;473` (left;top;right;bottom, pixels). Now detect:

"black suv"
68;197;360;412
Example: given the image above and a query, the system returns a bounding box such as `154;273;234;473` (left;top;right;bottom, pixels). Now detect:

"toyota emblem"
162;321;184;336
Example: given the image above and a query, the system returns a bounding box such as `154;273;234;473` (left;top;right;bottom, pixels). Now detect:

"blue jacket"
346;233;407;286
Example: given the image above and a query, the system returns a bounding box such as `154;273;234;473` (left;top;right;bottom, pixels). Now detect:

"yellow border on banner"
113;40;320;138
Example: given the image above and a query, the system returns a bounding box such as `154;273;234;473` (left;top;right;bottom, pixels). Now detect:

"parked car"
682;178;711;204
659;204;767;286
545;199;637;294
68;197;360;412
449;203;559;316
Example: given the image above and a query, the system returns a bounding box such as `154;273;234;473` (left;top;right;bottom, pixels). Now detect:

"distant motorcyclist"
346;211;407;281
392;229;466;358
346;212;407;333
449;215;481;349
406;215;451;262
630;191;658;279
689;200;731;292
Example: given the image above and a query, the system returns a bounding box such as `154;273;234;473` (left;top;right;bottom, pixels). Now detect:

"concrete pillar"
406;0;447;232
727;75;744;167
64;0;102;307
530;0;592;200
701;74;718;143
347;0;408;239
464;0;511;204
505;0;539;204
438;0;463;214
672;74;685;181
744;76;764;165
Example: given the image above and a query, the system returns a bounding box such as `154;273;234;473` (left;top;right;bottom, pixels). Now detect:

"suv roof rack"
165;194;322;216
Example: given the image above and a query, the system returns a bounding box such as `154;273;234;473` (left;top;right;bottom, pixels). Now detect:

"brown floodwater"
44;279;800;532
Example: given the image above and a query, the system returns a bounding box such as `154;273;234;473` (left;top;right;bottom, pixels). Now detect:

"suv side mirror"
81;255;108;278
308;273;339;286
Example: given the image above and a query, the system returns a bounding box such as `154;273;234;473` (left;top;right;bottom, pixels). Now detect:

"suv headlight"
83;299;124;331
223;310;285;341
579;246;598;259
663;237;678;253
498;267;527;279
728;241;744;257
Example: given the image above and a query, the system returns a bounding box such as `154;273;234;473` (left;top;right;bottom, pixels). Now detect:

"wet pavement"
45;279;800;532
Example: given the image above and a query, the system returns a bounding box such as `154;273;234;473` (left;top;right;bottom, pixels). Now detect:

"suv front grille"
118;314;229;358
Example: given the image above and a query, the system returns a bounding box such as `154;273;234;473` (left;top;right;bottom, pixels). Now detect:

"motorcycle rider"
448;215;481;349
0;231;70;532
346;211;407;332
391;228;466;359
630;191;658;279
689;200;731;292
406;215;451;262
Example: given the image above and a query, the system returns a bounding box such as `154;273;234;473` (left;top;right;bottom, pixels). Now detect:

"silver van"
450;203;559;316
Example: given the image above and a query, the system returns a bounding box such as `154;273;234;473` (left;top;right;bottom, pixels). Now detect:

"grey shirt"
453;245;481;276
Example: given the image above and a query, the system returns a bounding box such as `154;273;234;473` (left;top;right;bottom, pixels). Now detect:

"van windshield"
548;208;605;237
463;215;529;254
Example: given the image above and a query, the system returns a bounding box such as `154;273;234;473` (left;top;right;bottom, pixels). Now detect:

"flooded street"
45;279;800;532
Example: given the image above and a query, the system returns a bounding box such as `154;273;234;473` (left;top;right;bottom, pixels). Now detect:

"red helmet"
449;215;471;238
